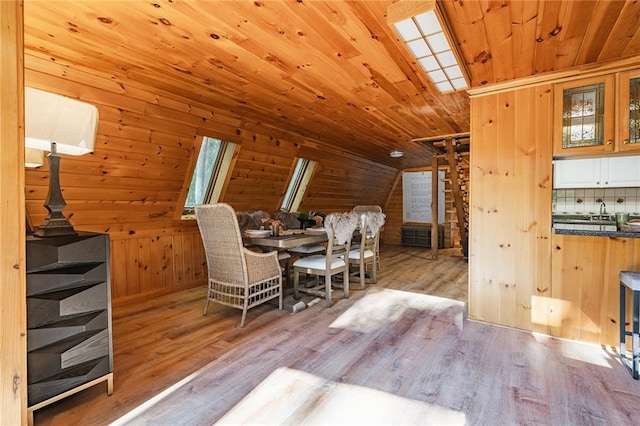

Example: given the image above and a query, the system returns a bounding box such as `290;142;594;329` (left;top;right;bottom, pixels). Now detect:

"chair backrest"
355;211;386;256
324;212;359;265
195;203;248;285
362;211;386;237
353;205;383;214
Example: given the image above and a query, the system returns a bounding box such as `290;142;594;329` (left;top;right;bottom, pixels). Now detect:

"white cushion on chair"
293;255;345;270
348;249;374;260
278;251;291;261
288;244;326;254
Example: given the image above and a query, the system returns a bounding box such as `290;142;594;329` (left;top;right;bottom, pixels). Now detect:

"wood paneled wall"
1;2;27;424
383;173;404;245
551;234;640;346
469;84;553;334
298;143;398;214
382;167;456;248
24;54;398;303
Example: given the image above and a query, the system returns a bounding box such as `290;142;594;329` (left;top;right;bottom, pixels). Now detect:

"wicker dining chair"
292;212;358;308
195;203;283;327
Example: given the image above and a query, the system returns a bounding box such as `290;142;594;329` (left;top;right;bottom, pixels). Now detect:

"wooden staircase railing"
419;133;470;258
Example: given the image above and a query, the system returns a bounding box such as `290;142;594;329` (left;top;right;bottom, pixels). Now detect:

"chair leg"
293;270;300;299
372;258;378;284
240;297;249;328
621;282;627;370
203;287;211;315
634;290;640;379
325;274;332;307
343;266;349;299
359;261;365;290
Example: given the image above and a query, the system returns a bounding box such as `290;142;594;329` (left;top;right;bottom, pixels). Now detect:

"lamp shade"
24;87;98;155
25;147;44;168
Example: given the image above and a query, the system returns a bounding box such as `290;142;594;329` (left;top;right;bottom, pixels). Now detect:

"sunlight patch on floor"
531;332;613;368
215;367;466;425
109;371;201;426
329;288;465;333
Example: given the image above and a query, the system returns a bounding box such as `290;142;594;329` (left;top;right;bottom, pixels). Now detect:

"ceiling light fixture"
388;0;469;93
390;150;404;158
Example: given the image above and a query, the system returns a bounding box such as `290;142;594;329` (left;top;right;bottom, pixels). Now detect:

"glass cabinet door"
561;83;604;148
554;75;614;155
619;69;640;152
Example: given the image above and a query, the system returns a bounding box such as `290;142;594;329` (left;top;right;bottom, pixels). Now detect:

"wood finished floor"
34;245;640;425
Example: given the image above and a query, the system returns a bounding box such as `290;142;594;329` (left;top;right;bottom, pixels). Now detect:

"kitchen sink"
555;218;616;225
552;214;615;225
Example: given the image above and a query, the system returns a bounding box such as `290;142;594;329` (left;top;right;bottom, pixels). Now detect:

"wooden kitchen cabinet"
550;233;640;346
553;155;640;188
618;69;640;152
554;74;615;155
553;157;601;188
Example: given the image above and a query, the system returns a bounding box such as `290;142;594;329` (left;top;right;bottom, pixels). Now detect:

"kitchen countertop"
553;225;640;238
552;213;640;237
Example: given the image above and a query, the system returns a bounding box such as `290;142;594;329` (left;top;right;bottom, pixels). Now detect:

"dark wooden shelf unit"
26;232;113;424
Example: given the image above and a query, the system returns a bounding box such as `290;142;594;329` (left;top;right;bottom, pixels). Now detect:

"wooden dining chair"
292;212;358;307
195;203;283;327
352;206;384;270
348;211;385;289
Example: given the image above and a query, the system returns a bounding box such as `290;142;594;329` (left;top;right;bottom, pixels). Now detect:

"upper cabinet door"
553;158;602;188
602;155;640;187
554;75;615;156
618;69;640;152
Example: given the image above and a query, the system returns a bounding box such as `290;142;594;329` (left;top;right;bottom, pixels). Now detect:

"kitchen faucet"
600;202;607;219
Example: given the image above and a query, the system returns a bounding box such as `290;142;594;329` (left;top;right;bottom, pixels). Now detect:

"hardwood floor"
33;245;640;425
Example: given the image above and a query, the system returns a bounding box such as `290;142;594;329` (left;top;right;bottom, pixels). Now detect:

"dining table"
243;229;327;250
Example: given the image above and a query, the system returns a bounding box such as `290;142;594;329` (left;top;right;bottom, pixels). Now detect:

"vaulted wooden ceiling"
23;0;640;168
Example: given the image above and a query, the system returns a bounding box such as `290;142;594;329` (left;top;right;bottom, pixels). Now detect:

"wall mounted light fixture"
25;87;98;237
388;0;469;93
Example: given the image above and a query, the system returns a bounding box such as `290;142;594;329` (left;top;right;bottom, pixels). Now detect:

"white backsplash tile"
553;187;640;215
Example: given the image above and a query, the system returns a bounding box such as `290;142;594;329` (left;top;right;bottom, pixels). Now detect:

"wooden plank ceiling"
23;0;640;168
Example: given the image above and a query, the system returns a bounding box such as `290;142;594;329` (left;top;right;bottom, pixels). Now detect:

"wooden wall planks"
24;54;400;304
469;84;553;334
551;234;640;346
0;2;27;424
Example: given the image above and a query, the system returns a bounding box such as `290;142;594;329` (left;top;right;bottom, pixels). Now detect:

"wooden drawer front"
27;263;107;296
28;357;110;406
26;233;108;272
27;282;107;328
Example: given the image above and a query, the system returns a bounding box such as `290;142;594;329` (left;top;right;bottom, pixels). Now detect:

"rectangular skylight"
393;10;469;93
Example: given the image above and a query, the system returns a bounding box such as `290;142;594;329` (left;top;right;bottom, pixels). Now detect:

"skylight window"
182;136;236;216
393;9;469;93
281;158;317;212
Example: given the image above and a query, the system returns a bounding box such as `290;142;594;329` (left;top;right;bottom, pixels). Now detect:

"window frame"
281;157;317;212
177;136;238;220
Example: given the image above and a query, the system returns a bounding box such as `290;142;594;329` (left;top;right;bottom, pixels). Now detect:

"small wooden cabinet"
554;75;615;155
554;69;640;156
551;233;640;346
26;232;113;422
554;155;640;188
618;69;640;152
